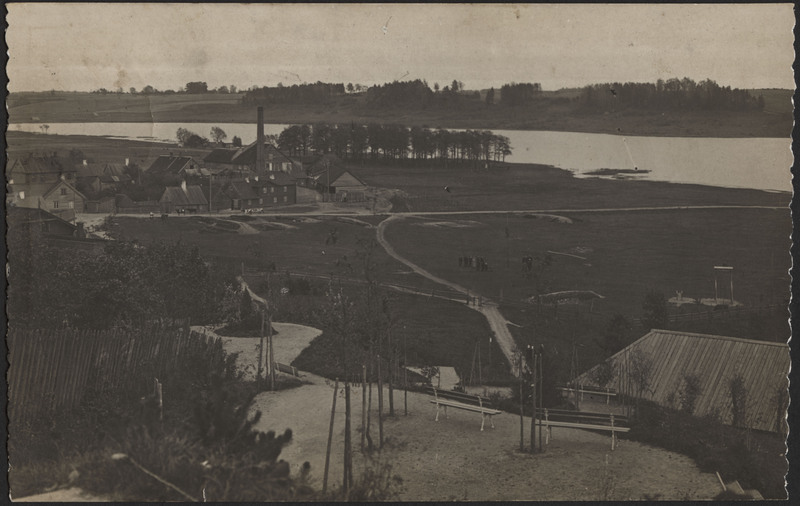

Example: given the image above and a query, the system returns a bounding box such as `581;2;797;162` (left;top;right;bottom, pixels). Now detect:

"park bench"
557;385;618;404
422;386;501;431
535;408;629;450
272;361;300;377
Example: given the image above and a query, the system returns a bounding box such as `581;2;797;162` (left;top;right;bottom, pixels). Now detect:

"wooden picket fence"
7;324;220;424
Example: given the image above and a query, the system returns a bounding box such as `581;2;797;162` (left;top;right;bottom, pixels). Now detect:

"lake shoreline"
6;130;792;196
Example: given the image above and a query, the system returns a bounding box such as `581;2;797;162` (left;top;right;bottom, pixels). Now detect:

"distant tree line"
243;82;347;105
95;82;238;95
579;78;765;112
277;122;512;164
499;82;543;106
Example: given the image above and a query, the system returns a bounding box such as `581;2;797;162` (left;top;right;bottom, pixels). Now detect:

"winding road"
374;204;785;378
377;214;528;377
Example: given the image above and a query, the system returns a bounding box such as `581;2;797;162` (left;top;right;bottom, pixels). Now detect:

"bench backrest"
535;408;628;426
422;386;493;408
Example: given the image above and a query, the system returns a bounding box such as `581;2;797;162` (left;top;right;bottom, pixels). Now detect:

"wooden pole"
258;311;265;383
538;353;543;452
519;354;524;452
268;312;275;391
404;331;408;416
322;378;338;493
530;347;536;454
377;354;384;449
361;364;367;452
344;381;352;493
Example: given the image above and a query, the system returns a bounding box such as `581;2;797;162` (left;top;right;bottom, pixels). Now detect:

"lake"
9;122;792;192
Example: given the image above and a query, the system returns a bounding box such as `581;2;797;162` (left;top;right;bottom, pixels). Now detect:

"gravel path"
376;215;526;376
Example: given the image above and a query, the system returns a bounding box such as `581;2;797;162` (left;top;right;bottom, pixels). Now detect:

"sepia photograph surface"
5;3;794;501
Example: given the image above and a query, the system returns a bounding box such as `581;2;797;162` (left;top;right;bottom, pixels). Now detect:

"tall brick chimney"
256;106;265;176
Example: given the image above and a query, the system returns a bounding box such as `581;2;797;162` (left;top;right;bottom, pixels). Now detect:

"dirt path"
377;215;526;376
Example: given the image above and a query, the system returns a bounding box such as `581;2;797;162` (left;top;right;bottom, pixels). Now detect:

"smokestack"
256;106;265;176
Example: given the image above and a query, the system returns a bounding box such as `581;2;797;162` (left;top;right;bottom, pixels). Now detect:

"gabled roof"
41;179;88;201
180;167;212;177
8;156;78;175
230;142;298;166
160;185;209;206
204;149;238;164
576;329;789;433
309;165;366;187
7;206;77;232
224;181;260;200
146;156;195;175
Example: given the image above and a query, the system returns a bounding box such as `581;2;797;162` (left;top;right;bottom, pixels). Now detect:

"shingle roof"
204;149;238;164
159;185;209;207
224;181;260;200
8;156;78;175
41;180;87;201
146;156;195;174
7;206;77;230
231;142;297;166
575;329;789;433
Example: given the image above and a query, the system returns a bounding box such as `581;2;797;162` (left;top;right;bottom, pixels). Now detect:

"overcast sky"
6;3;794;93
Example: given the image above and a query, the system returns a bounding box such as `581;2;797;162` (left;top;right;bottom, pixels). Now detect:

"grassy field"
350;162;790;211
8;90;793;138
382;208;790;373
6;131;209;169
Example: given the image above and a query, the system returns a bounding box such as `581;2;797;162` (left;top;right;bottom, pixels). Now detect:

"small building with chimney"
159;180;208;213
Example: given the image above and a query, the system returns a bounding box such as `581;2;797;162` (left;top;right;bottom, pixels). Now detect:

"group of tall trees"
580;78;765;112
243;82;347;105
276;122;512;164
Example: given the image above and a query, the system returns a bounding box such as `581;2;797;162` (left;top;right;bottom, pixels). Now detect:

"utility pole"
529;345;536;453
518;353;524;452
538;348;544;452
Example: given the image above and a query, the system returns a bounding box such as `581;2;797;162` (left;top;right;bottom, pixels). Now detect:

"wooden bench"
557;386;618;404
273;362;300;377
422;386;501;431
535;408;629;450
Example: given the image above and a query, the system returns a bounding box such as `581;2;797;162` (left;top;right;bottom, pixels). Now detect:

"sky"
6;3;795;93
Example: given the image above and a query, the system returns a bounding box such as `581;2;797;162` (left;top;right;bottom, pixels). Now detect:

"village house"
76;160;134;195
159;180;208;213
145;155;198;177
7;154;87;222
7;206;106;254
304;153;368;202
211;172;297;211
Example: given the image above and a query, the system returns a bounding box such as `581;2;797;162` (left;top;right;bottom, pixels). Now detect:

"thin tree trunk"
378;354;384;449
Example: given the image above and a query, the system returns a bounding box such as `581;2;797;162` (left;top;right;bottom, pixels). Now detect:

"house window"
61;188;68;195
53;201;59;209
273;197;277;203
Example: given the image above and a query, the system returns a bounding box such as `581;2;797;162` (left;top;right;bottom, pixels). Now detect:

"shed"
575;329;789;433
